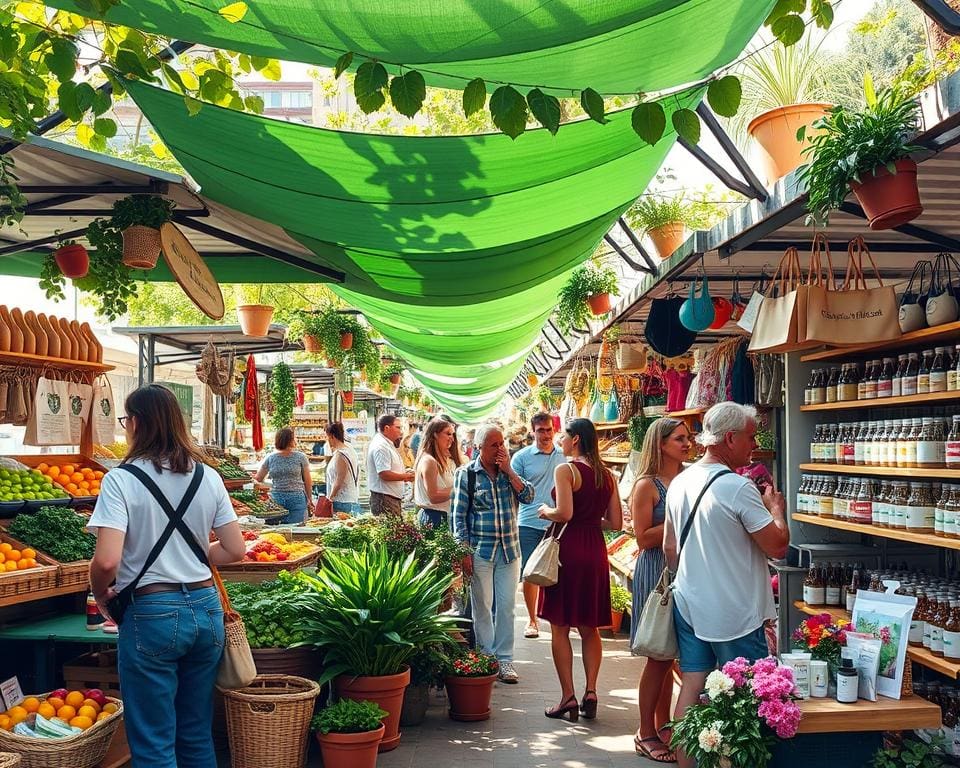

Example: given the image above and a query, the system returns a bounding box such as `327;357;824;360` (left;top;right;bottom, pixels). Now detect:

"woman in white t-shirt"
414;418;459;528
88;384;246;768
324;421;361;516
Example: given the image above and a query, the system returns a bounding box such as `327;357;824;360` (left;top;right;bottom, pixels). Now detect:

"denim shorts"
417;508;448;530
518;525;546;576
673;602;768;673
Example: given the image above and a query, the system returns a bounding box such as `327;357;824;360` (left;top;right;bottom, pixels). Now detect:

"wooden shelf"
793;600;960;679
792;512;960;551
800;320;960;363
800;390;960;411
0;350;113;373
796;693;941;733
595;422;628;431
667;407;706;418
601;455;630;465
0;582;87;610
798;462;960;479
753;450;776;460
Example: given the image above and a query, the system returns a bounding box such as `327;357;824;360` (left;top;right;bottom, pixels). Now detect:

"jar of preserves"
906;482;936;533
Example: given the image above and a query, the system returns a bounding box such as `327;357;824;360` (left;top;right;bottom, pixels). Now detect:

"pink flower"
751;656;779;678
757;698;802;739
721;657;750;687
751;665;797;701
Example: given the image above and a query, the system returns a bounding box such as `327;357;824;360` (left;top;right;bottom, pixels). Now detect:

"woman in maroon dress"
537;418;623;722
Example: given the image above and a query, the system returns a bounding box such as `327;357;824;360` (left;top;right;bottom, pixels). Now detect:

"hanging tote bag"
23;374;72;446
604;385;620;422
747;247;805;353
899;259;932;333
926;253;960;328
631;469;732;660
213;567;258;689
522;521;568;587
805;236;901;346
679;275;715;331
89;374;116;446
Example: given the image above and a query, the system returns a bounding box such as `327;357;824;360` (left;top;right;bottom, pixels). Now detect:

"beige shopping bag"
748;247;806;353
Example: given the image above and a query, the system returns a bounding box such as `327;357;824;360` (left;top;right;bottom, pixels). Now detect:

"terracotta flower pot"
747;102;832;186
389;373;401;385
444;673;497;722
849;158;923;230
607;610;624;633
340;331;354;350
315;724;385;768
237;304;275;337
302;334;322;353
587;293;611;316
342;390;355;405
53;243;89;279
325;358;337;368
121;224;163;269
647;221;686;260
526;373;538;387
336;667;410;752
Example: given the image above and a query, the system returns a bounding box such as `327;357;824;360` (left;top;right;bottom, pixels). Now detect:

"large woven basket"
0;696;123;768
0;753;20;767
221;675;321;768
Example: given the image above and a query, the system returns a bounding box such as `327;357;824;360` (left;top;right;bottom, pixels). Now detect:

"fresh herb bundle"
9;506;96;562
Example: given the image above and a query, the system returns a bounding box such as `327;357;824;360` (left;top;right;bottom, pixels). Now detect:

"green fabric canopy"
122;79;702;419
49;0;774;96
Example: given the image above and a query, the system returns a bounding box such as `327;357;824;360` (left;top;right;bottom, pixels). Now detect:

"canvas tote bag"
747;247;805;353
213;567;258;689
23;374;72;446
805;236;900;346
89;375;117;446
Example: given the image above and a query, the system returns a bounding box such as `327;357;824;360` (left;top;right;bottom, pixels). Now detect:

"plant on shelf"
110;194;176;270
345;329;381;383
872;735;946;768
555;260;619;332
797;77;922;228
312;699;387;768
268;361;295;430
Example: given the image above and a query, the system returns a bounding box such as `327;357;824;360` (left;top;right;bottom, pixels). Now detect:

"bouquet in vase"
671;657;801;768
792;613;853;678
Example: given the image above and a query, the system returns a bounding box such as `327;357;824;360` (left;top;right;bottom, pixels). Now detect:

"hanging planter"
303;335;322;353
238;304;275;337
53;242;89;279
849;158;922;230
110;195;175;270
383;361;404;386
555;260;619;332
587;292;611;316
646;221;686;260
747;103;832;185
526;372;538;388
121;224;163;269
340;331;354;350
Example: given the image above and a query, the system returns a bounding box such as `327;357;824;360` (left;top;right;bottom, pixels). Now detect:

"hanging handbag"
899;259;932;333
630;469;732;661
730;274;747;321
521;521;568;587
679;275;715;331
212;567;258;690
926;253;960;328
604;385;620;422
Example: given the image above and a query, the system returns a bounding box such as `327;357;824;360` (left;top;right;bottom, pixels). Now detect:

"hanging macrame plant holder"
196;340;236;400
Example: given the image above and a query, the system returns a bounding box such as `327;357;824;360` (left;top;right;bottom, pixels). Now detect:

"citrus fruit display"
34;463;105;498
0;542;39;571
0;468;69;503
0;688;115;735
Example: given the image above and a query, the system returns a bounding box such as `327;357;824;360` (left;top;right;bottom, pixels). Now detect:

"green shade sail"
48;0;775;97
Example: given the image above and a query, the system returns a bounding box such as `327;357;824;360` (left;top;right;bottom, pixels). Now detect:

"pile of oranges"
35;463;105;498
0;689;116;732
0;542;38;572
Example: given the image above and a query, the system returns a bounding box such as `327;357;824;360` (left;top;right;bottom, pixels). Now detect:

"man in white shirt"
366;414;414;515
663;402;789;768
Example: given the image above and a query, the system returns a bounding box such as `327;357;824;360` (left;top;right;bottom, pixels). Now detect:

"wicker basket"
221;675;321;768
0;696;123;768
56;559;90;590
0;754;20;767
0;534;58;599
120;225;162;269
616;339;646;370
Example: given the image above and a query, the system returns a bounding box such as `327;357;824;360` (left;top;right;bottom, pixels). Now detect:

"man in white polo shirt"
366;414;414;515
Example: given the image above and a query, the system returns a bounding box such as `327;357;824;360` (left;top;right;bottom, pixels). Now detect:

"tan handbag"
747;247;807;353
804;236;900;346
522;522;568;587
213;567;258;690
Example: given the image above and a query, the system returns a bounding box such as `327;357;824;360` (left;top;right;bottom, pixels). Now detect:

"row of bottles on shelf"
918;681;960;755
796;474;960;535
801;561;884;611
804;346;960;405
809;416;960;468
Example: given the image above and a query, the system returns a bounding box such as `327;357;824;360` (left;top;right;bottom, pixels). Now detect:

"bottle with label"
803;564;825;606
826;367;840;403
945;485;960;539
885;420;899;467
931;347;948;393
863;360;879;400
874;421;890;466
891;481;910;529
854;422;868;466
875;480;890;527
825;564;842;606
810;424;821;463
837;658;859;704
932;595;947;657
906;482;936;533
917;417;946;469
804;369;815;405
834;478;849;521
857;362;869;400
944;601;960;660
813;368;827;405
918;350;933;395
910;591;926;647
846;568;860;612
947;416;960;469
898;419;919;468
869;421;883;466
953;345;960;392
839;364;859;401
937;483;950;537
878;357;894;398
840;422;855;465
893;354;907;397
823;424;837;464
834;423;846;466
903;352;920;396
819;477;836;518
86;591;105;631
796;474;808;514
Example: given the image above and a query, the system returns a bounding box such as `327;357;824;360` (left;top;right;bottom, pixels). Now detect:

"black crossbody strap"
677;469;733;557
115;463;208;589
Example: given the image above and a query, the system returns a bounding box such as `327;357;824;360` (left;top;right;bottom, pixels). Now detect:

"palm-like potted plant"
236;285;275;337
607;582;631;634
555;260;619;332
296;547;459;752
312;699;387;768
110;194;176;269
443;648;499;722
626;196;696;260
798;78;923;229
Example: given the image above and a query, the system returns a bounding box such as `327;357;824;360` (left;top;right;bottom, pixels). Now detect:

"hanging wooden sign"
159;222;225;320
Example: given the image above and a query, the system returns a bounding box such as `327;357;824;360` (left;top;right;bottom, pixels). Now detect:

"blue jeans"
673;602;768;673
117;587;224;768
417;508;448;530
333;500;362;516
270;490;308;525
518;525;546;575
471;548;520;663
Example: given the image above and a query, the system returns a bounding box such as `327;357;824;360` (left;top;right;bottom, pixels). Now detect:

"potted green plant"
110;194;176;269
236;285;275;337
70;218;139;321
443;648;499;722
555;261;619;332
285;310;325;353
51;234;89;279
400;645;446;727
536;384;554;411
268;361;295;430
871;735;946;768
296;547;459;752
606;582;631;633
383;361;404;385
626;196;695;260
311;699;387;768
798;78;923;229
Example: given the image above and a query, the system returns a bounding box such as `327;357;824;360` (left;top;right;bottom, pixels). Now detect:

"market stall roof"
112;324;302;368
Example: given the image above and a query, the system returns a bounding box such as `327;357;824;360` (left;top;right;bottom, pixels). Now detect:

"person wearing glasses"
414;418;460;529
510;412;565;639
366;414;414;515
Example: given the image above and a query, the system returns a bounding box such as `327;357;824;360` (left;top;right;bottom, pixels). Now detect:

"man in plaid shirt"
452;424;534;684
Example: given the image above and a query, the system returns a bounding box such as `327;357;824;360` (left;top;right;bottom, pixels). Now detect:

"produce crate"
222;478;251;491
0;533;58;599
62;650;121;698
11;454;108;508
217;548;321;584
0;518;92;590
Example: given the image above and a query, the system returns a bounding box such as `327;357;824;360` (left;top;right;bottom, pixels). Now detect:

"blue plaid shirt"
451;458;535;563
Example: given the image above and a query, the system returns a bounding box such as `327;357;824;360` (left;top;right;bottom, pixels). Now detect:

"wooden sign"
160;222;225;320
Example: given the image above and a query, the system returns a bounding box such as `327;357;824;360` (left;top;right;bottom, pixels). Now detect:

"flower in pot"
625;195;697;261
285;310;325;354
443;648;499;722
296;547;460;752
555;260;619;332
236;285;275;337
110;194;176;270
798;78;923;229
606;582;631;633
311;699;387;768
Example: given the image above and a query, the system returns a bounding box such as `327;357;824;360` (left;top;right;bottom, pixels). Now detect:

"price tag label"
0;677;23;710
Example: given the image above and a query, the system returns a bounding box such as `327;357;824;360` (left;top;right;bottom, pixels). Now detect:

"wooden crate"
217;547;321;584
0;528;90;590
12;453;108;506
0;532;58;598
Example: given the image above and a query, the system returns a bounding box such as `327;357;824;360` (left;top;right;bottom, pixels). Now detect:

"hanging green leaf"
91;89;112;116
672;108;701;144
45;37;78;83
580;88;607;124
75;122;95;147
764;0;804;26
259;59;282;81
811;0;834;29
93;117;117;138
244;94;264;113
526;88;560;135
462;77;486;117
334;51;354;79
161;62;186;94
389;70;426;118
771;13;805;46
489;85;528;139
114;48;159;81
354;60;388;113
218;2;248;22
74;83;96;114
56;81;81;122
631;102;665;145
706;75;742;118
184;96;203;116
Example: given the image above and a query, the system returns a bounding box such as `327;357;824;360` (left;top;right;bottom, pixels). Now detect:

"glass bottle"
826;366;840;403
819;477;836;518
944;601;960;660
932;347;948;393
823;424;837;464
841;422;856;466
891;481;909;530
854;421;868;466
937;483;951;537
857;362;869;400
826;564;842;606
840;363;859;402
910;590;926;647
876;480;890;527
918;350;933;395
946;416;960;469
803;564;825;606
903;352;920;397
932;595;947;657
853;477;874;525
835;422;846;467
834;477;850;521
868;421;883;466
953;345;960;392
907;482;936;534
898;419;918;468
810;424;821;463
863;360;879;400
946;485;960;539
893;354;907;397
878;357;895;398
846;567;861;612
813;368;827;405
918;417;946;469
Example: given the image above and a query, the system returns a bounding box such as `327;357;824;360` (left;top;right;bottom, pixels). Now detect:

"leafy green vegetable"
311;698;386;735
9;506;96;562
225;571;316;648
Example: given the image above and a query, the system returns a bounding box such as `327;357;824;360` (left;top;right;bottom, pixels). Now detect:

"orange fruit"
101;703;118;715
16;559;31;570
64;691;85;709
69;715;93;730
93;471;104;479
3;562;16;573
8;707;27;725
20;548;35;560
0;715;10;731
81;699;100;713
0;543;12;554
78;481;90;491
77;705;97;720
70;472;84;484
6;550;20;562
96;712;110;722
0;553;6;565
36;463;48;473
21;697;40;713
46;697;65;711
56;705;76;721
61;465;74;475
37;702;55;719
47;466;60;478
65;483;79;493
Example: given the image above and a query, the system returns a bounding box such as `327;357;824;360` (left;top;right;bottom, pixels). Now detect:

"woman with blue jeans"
255;427;313;524
324;421;362;516
89;384;246;768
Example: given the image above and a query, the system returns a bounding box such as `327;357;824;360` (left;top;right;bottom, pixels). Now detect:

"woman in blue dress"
629;417;690;763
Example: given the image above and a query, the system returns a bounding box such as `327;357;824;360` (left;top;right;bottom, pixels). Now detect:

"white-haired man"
452;424;534;683
663;402;789;768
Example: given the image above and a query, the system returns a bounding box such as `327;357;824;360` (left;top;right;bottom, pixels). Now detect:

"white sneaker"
498;661;519;684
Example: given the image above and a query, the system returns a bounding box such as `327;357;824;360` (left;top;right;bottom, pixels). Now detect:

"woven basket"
0;753;20;767
221;675;321;768
57;560;90;590
120;225;162;269
0;697;123;768
616;340;646;370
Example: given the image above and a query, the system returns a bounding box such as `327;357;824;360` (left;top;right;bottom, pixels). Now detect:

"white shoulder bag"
522;522;568;587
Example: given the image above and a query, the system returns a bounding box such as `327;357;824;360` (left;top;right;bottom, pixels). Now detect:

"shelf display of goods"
0;467;69;514
229;490;288;521
218;531;320;583
0;307;104;363
216;459;250;490
30;460;105;503
241;532;319;563
8;506;96;589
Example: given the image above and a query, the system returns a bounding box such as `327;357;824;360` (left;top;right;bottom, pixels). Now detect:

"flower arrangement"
792;613;853;676
445;649;499;678
671;657;801;768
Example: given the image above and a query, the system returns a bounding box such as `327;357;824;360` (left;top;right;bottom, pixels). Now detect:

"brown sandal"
634;735;677;763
